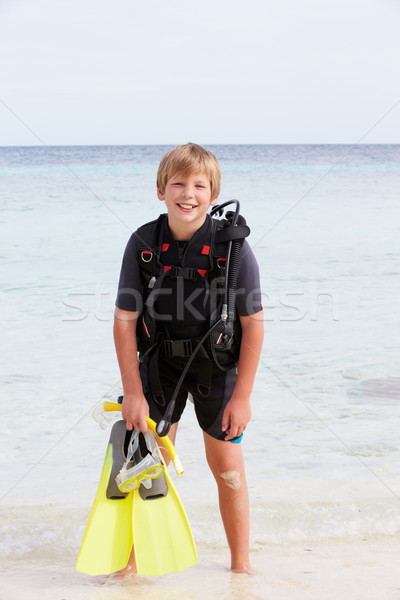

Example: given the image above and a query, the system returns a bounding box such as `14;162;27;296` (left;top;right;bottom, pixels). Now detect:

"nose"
181;184;194;199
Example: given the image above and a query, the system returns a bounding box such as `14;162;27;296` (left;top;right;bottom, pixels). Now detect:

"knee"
207;458;243;491
219;470;242;491
204;435;244;492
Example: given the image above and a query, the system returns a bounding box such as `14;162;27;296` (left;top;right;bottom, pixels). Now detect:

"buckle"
167;267;197;280
170;266;180;278
184;267;197;280
163;339;193;358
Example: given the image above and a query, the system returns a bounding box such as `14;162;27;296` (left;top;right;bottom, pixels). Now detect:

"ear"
210;197;218;206
157;186;165;202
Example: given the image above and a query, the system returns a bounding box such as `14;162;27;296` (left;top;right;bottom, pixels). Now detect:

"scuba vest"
134;201;250;436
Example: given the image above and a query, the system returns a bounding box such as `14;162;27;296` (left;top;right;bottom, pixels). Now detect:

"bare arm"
222;310;264;440
113;307;149;432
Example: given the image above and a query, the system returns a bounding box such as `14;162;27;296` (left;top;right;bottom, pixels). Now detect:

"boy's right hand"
121;392;149;433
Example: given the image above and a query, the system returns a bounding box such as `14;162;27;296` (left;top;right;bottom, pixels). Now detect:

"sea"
1;144;399;596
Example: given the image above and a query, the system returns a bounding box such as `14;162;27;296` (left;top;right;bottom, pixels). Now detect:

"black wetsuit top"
116;214;262;325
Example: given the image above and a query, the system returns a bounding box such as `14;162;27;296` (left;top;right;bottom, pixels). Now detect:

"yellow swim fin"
131;436;197;576
75;419;197;576
75;420;133;575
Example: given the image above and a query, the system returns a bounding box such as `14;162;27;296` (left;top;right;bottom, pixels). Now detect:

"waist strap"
162;338;193;358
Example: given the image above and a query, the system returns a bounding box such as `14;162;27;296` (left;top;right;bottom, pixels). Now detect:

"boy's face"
157;172;218;237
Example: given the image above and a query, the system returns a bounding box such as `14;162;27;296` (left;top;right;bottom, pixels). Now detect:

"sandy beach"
1;536;398;600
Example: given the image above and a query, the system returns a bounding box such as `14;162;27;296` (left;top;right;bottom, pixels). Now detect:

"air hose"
156;318;223;437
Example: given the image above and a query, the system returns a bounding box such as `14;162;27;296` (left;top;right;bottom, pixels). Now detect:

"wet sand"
1;536;399;600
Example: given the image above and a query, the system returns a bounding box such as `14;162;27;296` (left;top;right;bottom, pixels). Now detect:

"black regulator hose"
226;239;241;323
156;318;223;437
210;200;240;317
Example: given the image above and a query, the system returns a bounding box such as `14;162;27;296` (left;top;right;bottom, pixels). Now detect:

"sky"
0;0;399;145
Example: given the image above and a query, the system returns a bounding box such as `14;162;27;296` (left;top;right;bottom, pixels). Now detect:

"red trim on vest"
142;250;152;256
142;316;150;338
163;265;172;273
201;245;210;255
197;269;207;278
161;243;170;252
218;257;226;262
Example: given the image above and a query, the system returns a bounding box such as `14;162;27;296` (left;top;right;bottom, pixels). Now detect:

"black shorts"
139;355;238;441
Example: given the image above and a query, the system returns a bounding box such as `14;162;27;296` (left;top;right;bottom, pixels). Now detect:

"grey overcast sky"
0;0;399;145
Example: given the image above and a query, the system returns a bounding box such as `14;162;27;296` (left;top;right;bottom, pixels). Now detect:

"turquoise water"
1;144;400;560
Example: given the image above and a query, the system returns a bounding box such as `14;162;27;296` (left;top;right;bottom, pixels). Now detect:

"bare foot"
117;548;137;575
230;562;252;575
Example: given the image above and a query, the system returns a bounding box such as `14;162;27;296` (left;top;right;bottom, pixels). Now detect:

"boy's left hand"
221;394;251;441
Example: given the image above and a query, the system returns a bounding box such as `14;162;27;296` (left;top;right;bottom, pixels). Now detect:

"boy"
114;143;263;574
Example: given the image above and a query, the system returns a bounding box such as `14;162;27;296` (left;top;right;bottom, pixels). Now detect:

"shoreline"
1;535;398;600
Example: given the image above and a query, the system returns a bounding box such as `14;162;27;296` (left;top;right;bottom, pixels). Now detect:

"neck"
167;215;207;241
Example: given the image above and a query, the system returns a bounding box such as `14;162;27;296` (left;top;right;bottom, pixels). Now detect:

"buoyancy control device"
135;200;250;436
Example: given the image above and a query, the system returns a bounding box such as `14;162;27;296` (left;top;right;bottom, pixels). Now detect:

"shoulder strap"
136;214;166;251
213;214;250;244
136;214;167;279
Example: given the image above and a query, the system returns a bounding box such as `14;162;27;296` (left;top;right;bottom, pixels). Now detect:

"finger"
125;420;133;431
139;415;148;433
224;423;237;441
225;424;244;441
221;410;231;433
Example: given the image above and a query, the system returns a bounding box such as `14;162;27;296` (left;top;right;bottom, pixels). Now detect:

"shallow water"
1;144;400;563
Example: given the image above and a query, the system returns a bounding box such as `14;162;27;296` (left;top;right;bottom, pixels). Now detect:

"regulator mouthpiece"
156;418;172;438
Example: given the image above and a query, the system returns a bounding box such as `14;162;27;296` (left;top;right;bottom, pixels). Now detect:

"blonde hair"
157;143;221;200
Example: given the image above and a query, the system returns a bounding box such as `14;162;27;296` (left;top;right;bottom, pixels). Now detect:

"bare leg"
117;422;180;575
203;432;251;574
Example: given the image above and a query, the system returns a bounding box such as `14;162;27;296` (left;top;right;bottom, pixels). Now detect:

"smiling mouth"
177;203;198;210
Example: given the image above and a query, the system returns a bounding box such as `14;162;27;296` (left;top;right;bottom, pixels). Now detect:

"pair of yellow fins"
76;408;197;577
